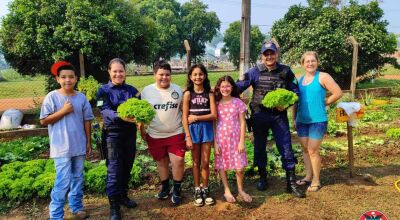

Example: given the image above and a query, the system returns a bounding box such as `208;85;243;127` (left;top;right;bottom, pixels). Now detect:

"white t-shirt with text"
141;83;183;138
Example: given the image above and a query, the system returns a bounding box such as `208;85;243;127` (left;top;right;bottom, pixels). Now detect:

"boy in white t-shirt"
140;60;186;205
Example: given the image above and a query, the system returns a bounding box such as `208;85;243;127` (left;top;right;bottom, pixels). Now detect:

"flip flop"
296;179;312;186
307;185;322;192
224;193;236;203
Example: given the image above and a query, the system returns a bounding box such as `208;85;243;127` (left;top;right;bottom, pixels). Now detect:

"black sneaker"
171;186;182;205
193;188;204;207
202;188;215;206
156;185;170;200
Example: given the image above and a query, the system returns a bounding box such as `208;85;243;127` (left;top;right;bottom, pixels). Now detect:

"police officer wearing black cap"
96;58;140;220
236;41;305;198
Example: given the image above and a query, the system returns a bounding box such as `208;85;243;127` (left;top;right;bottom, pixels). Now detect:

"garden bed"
0;128;47;139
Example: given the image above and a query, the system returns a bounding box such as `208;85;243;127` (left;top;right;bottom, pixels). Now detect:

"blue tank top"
296;71;327;123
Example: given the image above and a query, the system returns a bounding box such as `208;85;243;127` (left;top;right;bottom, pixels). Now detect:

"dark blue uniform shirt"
96;81;140;142
236;63;299;97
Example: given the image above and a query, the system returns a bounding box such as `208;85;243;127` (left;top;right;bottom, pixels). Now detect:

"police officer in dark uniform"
96;58;140;220
236;41;305;198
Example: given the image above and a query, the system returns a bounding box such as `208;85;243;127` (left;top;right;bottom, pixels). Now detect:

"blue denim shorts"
296;121;328;140
188;121;214;144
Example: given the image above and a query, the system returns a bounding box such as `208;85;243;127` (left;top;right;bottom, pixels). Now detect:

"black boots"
109;196;121;220
120;194;137;208
286;169;306;198
256;167;268;191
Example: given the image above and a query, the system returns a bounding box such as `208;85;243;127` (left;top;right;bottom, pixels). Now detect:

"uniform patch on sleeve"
96;100;104;107
292;77;298;85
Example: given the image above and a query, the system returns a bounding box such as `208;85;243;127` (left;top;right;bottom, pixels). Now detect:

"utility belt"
100;126;137;159
250;103;282;115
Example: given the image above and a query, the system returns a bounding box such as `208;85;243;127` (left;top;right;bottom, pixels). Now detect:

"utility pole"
239;0;251;80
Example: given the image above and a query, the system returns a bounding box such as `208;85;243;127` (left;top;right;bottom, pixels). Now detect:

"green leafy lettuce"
117;98;155;124
262;88;298;109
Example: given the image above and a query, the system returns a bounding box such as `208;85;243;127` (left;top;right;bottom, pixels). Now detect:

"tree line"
0;0;397;89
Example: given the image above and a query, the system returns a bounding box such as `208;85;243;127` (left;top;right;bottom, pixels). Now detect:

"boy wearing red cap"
40;61;94;220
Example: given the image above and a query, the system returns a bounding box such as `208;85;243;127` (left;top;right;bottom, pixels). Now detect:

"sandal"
296;179;312;186
307;185;322;192
223;193;236;203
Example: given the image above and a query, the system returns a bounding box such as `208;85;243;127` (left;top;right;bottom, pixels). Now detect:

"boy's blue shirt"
40;90;94;158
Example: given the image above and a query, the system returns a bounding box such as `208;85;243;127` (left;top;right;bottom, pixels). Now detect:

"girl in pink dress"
214;75;252;203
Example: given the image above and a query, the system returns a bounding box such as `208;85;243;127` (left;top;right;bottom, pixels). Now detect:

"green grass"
0;80;46;98
126;71;239;91
356;78;400;89
381;64;400;75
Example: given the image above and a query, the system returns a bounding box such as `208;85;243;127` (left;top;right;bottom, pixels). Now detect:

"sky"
0;0;399;35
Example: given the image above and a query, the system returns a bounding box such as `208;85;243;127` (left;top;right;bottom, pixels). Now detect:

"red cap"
50;61;73;76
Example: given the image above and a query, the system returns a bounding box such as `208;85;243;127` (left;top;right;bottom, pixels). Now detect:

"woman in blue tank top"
295;51;342;192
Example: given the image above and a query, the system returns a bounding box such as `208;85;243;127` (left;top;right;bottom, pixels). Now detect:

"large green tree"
180;0;220;63
0;0;156;83
271;0;397;89
132;0;182;61
222;21;266;69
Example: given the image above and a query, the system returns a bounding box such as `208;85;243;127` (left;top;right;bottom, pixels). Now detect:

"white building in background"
215;48;222;58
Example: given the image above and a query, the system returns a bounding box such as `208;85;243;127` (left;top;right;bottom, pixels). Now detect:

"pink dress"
215;97;248;170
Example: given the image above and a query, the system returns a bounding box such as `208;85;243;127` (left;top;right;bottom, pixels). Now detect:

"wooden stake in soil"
346;36;359;178
79;51;85;78
347;121;354;178
347;36;359;99
184;40;191;71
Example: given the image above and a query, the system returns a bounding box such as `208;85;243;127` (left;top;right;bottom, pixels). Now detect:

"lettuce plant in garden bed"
0;137;49;164
386;128;400;140
0;151;158;201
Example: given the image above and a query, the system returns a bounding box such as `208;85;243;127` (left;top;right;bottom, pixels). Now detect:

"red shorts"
146;133;186;161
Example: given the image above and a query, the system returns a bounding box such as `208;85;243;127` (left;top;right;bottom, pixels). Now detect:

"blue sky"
1;0;399;35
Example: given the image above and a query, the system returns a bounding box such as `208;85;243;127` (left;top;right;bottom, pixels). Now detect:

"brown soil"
1;137;399;220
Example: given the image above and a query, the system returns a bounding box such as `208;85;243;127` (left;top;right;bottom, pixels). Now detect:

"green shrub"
262;88;298;109
85;163;107;193
33;172;55;198
77;75;101;101
327;118;338;136
8;176;35;200
386;128;400;140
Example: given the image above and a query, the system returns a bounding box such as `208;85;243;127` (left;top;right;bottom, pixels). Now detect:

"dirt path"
0;97;43;112
382;74;400;80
